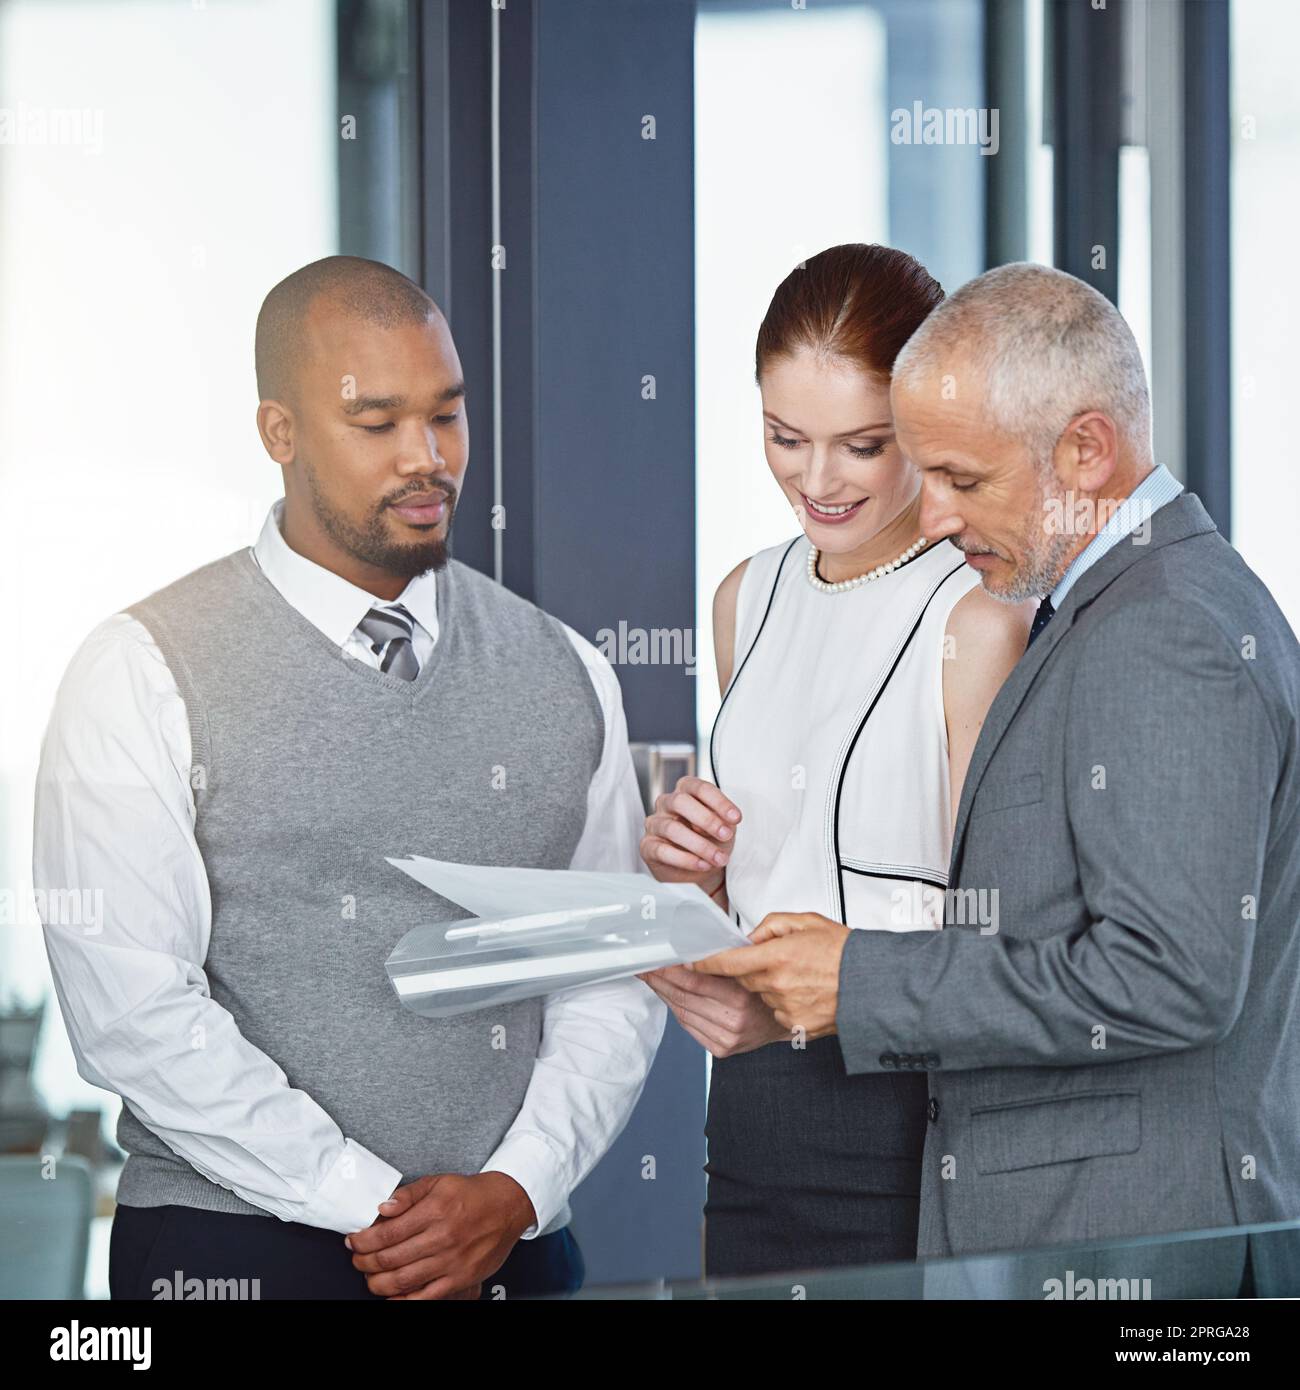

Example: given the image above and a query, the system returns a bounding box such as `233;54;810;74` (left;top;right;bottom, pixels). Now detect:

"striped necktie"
355;603;420;681
1026;594;1056;648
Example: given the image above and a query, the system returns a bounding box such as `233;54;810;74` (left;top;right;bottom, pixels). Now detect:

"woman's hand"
638;963;789;1058
639;776;742;893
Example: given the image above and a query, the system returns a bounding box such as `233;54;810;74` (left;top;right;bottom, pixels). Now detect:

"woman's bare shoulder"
713;558;751;694
713;557;751;626
945;580;1036;652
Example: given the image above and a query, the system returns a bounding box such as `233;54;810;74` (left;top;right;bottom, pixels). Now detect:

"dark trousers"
109;1202;584;1301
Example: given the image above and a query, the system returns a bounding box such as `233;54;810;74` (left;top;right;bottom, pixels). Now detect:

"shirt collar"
1049;462;1184;610
250;498;440;650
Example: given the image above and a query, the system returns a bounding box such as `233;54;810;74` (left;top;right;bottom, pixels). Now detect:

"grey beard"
979;472;1077;604
995;525;1074;603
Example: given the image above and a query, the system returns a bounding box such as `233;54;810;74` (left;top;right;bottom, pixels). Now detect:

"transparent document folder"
384;856;750;1019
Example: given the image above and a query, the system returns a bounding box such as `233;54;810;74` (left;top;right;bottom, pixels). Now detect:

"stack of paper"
383;857;751;1019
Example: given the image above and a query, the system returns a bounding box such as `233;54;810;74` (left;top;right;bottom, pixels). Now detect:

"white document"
383;857;751;1019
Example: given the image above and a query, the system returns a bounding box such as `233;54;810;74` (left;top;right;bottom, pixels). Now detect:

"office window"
0;0;436;1296
694;0;984;745
1025;0;1053;266
0;0;337;1115
1231;0;1300;632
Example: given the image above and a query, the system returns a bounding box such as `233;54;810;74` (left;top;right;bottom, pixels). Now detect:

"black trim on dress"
830;562;968;922
708;537;801;788
841;864;949;893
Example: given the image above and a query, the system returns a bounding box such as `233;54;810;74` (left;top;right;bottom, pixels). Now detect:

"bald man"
694;263;1300;1297
34;256;665;1300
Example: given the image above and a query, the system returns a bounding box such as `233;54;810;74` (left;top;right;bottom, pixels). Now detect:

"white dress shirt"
33;501;665;1238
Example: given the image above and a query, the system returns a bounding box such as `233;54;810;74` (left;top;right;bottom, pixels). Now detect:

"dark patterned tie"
355;603;420;681
1026;594;1056;648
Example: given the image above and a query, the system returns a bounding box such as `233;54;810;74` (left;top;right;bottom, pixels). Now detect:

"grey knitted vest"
114;548;603;1217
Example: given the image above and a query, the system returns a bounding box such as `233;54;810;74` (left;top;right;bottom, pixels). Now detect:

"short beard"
981;465;1076;605
304;464;454;580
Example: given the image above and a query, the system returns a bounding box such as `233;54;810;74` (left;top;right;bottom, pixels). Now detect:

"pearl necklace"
805;535;930;593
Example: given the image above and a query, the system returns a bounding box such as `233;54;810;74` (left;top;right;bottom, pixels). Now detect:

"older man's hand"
692;912;850;1040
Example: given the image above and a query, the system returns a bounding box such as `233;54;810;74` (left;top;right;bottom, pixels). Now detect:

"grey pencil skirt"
703;1034;928;1281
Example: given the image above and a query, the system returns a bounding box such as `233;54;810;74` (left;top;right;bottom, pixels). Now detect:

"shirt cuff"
300;1138;403;1234
480;1132;568;1240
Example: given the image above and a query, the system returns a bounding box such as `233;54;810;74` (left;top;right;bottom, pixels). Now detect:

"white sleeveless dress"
711;532;980;934
701;532;980;1278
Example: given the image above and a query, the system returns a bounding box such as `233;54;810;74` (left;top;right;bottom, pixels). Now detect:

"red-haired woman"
639;244;1035;1278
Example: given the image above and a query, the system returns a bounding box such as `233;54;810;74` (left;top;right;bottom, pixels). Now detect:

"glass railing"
560;1217;1300;1300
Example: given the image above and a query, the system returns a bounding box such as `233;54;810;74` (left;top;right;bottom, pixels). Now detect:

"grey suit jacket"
836;492;1300;1289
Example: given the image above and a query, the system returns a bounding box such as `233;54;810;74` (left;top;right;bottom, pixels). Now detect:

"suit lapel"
947;491;1218;881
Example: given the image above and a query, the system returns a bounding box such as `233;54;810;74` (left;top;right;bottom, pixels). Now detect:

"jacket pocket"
971;770;1044;818
971;1091;1141;1175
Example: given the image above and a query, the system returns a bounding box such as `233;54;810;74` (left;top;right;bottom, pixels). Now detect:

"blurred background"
0;0;1295;1297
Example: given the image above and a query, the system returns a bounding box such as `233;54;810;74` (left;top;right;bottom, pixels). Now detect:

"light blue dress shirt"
1049;462;1184;607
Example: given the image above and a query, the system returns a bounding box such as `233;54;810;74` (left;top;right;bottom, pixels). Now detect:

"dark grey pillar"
1050;0;1122;303
419;0;704;1286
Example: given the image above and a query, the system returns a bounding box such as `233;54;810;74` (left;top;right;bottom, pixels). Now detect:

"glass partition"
559;1217;1300;1300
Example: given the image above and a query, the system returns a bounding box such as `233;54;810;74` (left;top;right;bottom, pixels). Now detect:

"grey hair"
892;262;1153;467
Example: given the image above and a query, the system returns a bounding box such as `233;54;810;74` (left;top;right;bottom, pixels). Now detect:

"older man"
697;263;1300;1296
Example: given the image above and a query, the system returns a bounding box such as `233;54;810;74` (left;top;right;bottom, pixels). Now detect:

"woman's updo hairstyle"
755;243;945;386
